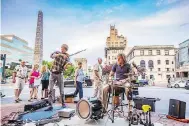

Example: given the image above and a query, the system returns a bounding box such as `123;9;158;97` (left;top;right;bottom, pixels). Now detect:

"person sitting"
102;53;131;112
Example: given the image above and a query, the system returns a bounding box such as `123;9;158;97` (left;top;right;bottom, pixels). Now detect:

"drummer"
102;53;131;112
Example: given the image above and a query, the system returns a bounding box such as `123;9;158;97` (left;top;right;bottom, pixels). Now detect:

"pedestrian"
40;65;50;99
74;62;84;99
168;77;171;84
46;44;71;111
28;64;40;102
93;58;103;101
14;61;28;103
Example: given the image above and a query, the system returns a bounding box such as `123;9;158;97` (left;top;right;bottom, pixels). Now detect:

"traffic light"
1;54;4;60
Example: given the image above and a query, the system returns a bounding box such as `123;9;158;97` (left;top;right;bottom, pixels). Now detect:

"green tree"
42;60;53;69
63;65;75;79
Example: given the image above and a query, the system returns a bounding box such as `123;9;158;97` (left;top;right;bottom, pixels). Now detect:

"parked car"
184;80;189;90
64;77;93;87
170;80;187;88
138;80;148;86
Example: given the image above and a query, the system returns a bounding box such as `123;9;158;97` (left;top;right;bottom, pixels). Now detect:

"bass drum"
76;98;104;120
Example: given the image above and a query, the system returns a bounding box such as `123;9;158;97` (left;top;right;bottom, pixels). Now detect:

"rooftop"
0;34;28;44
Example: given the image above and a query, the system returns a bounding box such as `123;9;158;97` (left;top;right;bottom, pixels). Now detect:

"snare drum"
76;98;104;120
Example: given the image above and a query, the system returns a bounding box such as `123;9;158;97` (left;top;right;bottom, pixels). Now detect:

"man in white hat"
14;61;28;103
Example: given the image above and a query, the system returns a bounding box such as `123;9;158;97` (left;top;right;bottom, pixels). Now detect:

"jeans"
74;81;83;99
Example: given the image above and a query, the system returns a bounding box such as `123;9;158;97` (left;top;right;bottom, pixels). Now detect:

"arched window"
148;60;154;68
140;60;145;68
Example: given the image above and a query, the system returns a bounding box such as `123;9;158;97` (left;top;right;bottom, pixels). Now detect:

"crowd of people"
13;43;139;113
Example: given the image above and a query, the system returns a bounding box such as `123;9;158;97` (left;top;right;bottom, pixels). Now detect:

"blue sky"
1;0;189;65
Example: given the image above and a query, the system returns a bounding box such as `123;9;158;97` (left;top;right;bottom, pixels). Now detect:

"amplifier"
133;97;158;112
24;99;50;112
58;108;75;118
65;92;75;98
168;99;186;119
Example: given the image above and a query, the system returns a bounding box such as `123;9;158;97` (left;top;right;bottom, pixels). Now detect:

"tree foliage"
42;60;53;69
63;65;75;79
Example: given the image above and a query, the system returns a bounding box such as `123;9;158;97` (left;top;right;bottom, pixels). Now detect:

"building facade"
105;25;127;65
74;58;87;75
33;11;43;66
0;35;33;64
126;45;176;83
175;39;189;79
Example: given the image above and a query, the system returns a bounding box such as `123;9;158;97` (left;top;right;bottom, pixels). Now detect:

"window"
148;60;154;68
172;69;174;71
166;60;169;65
142;75;145;79
157;60;161;65
140;60;146;68
166;75;170;78
109;56;110;59
150;75;154;79
140;50;144;56
166;68;170;72
156;50;161;55
148;50;152;55
150;68;153;71
158;68;161;71
165;50;169;55
132;52;135;57
172;61;174;64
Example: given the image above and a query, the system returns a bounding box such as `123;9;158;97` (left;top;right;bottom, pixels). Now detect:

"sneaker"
1;95;5;98
41;98;44;100
45;106;53;111
34;97;37;100
28;99;32;102
18;98;22;101
62;103;67;108
15;99;19;103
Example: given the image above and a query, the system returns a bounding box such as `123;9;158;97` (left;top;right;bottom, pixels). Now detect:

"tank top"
29;70;40;84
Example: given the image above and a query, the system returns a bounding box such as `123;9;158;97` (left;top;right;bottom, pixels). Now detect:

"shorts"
29;83;34;88
41;80;49;90
14;77;25;90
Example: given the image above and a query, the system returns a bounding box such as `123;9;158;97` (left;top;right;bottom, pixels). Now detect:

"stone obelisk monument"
33;10;43;66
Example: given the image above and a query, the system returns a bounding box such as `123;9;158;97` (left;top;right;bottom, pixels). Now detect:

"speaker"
168;99;186;119
133;97;157;112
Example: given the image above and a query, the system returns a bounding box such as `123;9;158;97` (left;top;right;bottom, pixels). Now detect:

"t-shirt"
41;71;50;80
15;66;28;78
93;63;102;80
112;63;131;80
75;68;85;82
29;70;40;84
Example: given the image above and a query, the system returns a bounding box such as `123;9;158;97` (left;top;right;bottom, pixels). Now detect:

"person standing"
40;65;50;99
14;61;28;103
28;64;40;102
74;62;84;99
46;44;71;111
93;58;103;101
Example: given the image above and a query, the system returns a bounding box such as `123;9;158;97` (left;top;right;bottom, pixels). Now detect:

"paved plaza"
1;83;189;125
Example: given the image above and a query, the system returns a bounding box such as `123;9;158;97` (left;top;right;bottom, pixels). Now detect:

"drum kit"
76;97;104;121
76;64;157;126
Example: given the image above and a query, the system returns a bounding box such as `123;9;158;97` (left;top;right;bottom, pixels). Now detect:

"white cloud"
1;0;189;65
156;0;180;6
